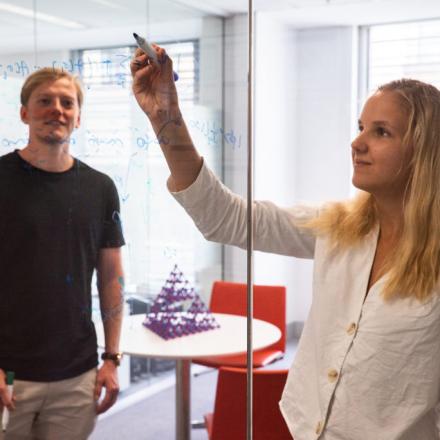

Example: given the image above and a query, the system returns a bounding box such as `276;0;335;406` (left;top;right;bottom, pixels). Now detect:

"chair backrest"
211;367;292;440
209;281;286;352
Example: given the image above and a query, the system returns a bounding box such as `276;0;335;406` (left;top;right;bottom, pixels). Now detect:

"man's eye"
39;98;50;105
358;125;363;132
63;100;74;108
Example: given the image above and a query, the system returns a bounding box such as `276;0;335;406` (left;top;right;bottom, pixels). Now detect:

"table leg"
175;359;191;440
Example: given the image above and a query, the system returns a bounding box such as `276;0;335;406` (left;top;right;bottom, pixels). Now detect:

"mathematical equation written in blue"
0;56;133;86
0;121;242;151
0;130;160;150
188;119;242;149
0;51;203;84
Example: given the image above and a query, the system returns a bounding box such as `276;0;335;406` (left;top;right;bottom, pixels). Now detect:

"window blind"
367;19;440;93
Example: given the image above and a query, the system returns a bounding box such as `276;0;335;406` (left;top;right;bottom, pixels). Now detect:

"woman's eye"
377;127;389;137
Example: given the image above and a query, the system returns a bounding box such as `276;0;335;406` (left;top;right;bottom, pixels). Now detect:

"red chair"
194;281;286;368
204;367;292;440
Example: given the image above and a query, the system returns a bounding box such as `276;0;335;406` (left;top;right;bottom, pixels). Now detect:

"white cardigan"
172;161;440;440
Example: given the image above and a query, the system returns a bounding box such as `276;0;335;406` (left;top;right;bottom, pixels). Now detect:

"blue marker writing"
133;33;179;82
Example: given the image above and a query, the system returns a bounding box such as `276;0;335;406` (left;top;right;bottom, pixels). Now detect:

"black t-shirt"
0;151;125;381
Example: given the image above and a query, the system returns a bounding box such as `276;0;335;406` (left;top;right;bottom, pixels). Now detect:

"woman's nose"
351;133;367;153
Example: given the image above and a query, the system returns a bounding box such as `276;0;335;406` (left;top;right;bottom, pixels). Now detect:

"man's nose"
50;99;63;114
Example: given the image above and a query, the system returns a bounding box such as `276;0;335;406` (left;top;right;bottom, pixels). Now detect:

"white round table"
95;313;281;440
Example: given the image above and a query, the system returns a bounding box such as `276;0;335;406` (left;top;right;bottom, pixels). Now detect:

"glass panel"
252;2;440;439
0;0;247;438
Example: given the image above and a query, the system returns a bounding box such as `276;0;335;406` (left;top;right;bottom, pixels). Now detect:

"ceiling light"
0;2;86;29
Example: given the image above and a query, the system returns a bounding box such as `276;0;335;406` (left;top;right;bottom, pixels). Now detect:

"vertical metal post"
175;359;191;440
246;1;254;440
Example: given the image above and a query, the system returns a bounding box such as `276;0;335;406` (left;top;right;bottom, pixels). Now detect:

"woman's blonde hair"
303;78;440;301
20;67;84;108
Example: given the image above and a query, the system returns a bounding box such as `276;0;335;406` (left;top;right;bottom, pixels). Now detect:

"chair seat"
199;281;287;369
204;367;292;440
194;348;284;368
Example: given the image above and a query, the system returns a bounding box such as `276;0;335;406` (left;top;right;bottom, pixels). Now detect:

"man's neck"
19;142;73;172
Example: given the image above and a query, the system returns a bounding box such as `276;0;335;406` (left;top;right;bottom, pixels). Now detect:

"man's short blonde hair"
20;67;84;108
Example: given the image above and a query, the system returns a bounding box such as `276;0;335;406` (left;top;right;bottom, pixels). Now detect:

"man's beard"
39;133;71;146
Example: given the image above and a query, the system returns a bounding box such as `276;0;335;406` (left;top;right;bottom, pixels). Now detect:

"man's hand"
0;369;15;412
94;362;119;414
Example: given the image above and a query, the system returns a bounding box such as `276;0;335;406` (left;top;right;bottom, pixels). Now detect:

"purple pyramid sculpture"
143;265;220;340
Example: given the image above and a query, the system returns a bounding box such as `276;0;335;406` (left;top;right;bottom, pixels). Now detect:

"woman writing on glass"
131;46;440;439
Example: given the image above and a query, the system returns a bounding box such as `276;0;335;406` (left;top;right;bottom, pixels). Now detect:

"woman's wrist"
149;107;182;129
156;117;183;138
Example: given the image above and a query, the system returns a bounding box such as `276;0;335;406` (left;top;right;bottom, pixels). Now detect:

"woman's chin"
351;178;372;193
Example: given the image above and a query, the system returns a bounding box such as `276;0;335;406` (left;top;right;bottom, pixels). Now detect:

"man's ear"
75;112;81;129
20;106;29;125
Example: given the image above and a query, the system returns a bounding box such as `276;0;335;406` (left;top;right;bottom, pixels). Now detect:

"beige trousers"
1;368;97;440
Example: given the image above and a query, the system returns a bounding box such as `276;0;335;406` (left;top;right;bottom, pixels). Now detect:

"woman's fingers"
131;44;173;79
130;53;148;75
134;47;144;57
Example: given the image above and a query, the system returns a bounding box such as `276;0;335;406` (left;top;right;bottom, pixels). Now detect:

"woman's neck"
373;194;405;242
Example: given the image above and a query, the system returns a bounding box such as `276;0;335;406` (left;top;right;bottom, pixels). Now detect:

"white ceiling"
1;0;440;54
177;0;440;25
261;0;440;27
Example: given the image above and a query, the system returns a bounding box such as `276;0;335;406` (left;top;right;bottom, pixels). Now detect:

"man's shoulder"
75;159;112;183
0;151;20;172
0;151;19;165
76;158;115;188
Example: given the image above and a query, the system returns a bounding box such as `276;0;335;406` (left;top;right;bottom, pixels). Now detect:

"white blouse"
171;162;440;440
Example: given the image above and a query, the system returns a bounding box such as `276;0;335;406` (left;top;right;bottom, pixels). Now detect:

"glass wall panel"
12;0;440;438
0;6;226;309
252;1;440;440
0;0;249;439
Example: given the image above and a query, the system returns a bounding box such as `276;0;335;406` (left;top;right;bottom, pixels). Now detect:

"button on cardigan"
171;161;440;440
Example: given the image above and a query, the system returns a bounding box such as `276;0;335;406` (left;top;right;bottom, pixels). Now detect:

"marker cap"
6;371;14;385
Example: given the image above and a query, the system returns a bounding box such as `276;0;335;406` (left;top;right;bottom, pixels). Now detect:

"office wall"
292;26;355;326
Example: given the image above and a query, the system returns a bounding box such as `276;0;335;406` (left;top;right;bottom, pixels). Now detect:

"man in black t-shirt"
0;67;125;439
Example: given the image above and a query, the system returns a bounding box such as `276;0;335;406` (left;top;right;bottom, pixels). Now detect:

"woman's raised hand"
130;45;180;126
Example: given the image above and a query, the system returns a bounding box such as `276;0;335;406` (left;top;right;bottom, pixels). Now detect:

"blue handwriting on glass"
188;119;242;149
